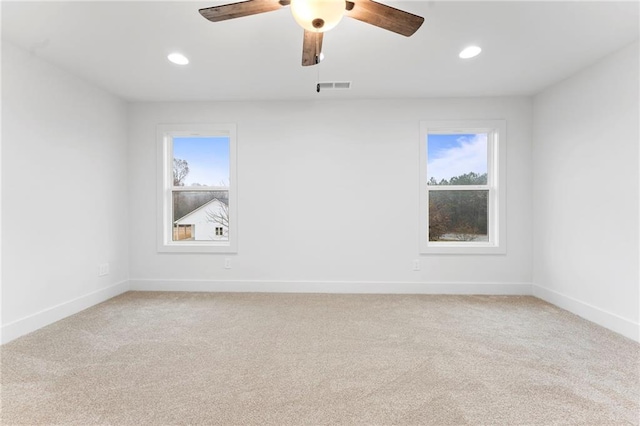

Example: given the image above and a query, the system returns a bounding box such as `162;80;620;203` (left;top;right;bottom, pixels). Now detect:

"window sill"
157;241;237;254
421;243;506;255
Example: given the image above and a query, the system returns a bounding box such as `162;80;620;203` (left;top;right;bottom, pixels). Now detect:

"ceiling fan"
199;0;424;66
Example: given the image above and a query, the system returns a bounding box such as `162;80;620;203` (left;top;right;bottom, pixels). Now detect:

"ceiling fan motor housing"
290;0;345;32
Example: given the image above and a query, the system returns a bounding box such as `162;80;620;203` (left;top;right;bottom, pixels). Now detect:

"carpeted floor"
1;292;638;425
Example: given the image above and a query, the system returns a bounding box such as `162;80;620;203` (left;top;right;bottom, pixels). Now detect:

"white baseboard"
533;284;639;342
129;279;532;295
1;280;130;345
4;279;635;344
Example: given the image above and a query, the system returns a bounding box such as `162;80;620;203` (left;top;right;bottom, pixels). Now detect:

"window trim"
419;120;506;254
156;123;238;253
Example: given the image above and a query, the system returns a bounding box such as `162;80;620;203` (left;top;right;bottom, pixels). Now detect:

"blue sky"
173;136;229;186
427;133;487;182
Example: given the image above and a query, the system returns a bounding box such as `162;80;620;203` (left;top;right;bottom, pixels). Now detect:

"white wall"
129;97;532;293
532;41;639;341
2;30;636;344
1;41;130;343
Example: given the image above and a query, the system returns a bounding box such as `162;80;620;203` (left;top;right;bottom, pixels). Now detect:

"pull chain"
316;59;320;93
316;36;321;93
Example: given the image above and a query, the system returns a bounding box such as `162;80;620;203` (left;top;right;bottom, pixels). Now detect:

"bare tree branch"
173;158;189;186
205;202;229;237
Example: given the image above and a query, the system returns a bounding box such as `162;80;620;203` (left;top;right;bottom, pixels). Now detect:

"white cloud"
427;134;487;182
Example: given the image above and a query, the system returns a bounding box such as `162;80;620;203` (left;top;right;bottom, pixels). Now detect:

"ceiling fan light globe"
291;0;345;32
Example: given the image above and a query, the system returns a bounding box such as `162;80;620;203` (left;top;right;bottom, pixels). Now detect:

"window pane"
173;191;229;241
173;136;229;187
428;190;488;242
427;133;488;185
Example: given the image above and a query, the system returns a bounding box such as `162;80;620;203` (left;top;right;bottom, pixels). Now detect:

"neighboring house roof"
174;198;227;224
173;191;228;222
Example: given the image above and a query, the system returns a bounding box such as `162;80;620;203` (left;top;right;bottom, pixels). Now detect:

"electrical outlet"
98;263;110;276
224;258;231;269
412;259;421;271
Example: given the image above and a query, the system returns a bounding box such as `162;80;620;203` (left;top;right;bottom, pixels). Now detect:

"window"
157;124;237;253
419;120;506;254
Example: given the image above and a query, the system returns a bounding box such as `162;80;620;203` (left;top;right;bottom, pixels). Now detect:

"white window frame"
157;123;238;253
419;120;506;254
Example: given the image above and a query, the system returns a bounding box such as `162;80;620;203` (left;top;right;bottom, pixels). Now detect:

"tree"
428;172;488;241
173;158;189;186
451;223;481;241
429;172;487;186
428;199;451;241
204;179;230;238
205;202;229;237
449;171;487;185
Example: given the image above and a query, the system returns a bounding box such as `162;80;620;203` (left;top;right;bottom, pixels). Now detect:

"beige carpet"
1;292;638;425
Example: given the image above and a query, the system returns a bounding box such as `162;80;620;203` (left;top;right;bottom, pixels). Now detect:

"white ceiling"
2;1;638;102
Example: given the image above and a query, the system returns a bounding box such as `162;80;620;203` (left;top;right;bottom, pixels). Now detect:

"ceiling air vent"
318;81;351;90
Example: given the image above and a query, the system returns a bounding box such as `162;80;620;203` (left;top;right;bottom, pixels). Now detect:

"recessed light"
168;52;189;65
459;46;482;59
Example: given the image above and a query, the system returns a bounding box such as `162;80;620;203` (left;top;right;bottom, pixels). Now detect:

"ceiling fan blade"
345;0;424;37
302;30;323;66
199;0;285;22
